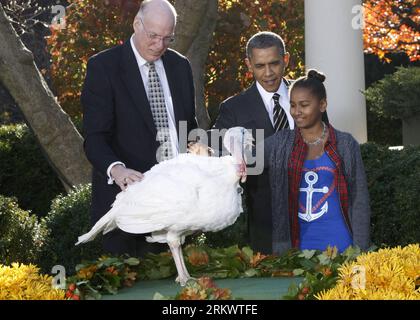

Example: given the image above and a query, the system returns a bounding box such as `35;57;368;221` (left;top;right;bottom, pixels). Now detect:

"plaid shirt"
288;124;352;248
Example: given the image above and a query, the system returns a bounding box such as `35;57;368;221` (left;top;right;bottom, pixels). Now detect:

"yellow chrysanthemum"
0;263;65;300
316;244;420;300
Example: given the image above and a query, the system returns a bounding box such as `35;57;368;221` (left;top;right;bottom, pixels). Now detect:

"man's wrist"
107;161;125;184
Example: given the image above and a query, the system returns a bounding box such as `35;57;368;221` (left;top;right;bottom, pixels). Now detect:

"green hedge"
365;66;420;120
361;143;420;247
191;208;249;249
0;195;47;265
363;55;419;146
0;124;65;217
38;184;103;274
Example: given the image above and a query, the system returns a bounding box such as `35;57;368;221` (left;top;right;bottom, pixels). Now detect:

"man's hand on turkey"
111;164;144;191
187;142;214;157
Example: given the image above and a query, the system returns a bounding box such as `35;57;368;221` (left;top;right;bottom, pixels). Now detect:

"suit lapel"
244;83;275;138
120;40;157;137
162;50;184;136
283;77;292;88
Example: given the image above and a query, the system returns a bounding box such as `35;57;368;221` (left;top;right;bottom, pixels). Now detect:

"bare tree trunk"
0;4;91;190
173;0;218;129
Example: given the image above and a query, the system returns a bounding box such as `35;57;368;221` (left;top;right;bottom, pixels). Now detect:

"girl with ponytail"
264;69;371;254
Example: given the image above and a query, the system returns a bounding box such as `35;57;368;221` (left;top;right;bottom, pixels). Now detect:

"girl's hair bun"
307;69;326;83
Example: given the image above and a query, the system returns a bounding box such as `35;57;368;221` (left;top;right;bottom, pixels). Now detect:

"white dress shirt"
256;80;294;130
106;35;180;184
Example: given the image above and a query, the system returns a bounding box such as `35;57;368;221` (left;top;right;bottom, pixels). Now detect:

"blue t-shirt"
298;152;353;253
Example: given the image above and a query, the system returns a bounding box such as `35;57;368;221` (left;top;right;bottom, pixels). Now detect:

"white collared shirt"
256;80;294;130
106;36;180;184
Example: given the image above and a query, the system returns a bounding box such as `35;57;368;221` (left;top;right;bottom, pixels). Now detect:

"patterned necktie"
272;93;289;132
147;62;173;161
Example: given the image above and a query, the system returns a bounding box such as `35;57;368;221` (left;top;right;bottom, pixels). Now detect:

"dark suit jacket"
212;82;282;253
81;40;197;255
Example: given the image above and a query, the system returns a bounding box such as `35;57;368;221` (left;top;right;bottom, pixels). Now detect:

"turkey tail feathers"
75;211;116;245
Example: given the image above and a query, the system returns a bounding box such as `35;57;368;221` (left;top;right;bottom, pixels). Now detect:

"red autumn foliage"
47;0;418;121
47;0;304;119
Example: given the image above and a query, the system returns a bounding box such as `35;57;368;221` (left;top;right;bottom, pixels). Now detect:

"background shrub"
365;66;420;120
0;195;47;265
363;52;418;146
0;124;65;217
361;143;420;247
192;207;249;249
38;184;104;274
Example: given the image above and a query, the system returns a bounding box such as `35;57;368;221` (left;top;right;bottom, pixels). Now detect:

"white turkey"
76;127;253;286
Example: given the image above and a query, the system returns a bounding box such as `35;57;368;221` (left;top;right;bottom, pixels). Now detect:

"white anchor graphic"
299;171;329;222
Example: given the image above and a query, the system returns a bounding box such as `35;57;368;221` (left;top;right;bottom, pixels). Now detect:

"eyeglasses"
139;17;175;45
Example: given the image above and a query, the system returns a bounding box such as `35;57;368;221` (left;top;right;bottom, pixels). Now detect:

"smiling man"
212;32;294;254
81;0;197;257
